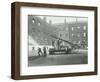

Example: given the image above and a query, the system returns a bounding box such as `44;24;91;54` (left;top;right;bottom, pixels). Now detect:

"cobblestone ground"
28;49;88;66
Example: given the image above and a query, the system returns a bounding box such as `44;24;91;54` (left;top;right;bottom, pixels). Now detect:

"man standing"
38;48;43;56
43;47;47;56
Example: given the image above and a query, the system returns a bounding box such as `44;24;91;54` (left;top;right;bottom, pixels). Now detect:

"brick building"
28;15;88;52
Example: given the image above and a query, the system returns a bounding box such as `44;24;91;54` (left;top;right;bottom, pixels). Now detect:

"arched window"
32;18;35;23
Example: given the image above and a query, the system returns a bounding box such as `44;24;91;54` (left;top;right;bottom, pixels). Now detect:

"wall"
68;22;88;46
0;0;100;82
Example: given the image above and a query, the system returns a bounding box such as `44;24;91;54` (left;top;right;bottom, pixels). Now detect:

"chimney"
64;18;66;24
49;20;52;25
43;16;46;22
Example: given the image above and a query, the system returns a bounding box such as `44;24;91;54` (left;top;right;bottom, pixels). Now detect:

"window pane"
83;26;86;30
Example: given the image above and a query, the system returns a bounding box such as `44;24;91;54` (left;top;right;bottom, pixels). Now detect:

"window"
72;27;74;31
83;26;86;30
83;33;86;37
66;27;68;31
38;22;41;26
32;19;35;23
72;34;74;36
78;41;81;44
77;26;80;29
77;34;80;37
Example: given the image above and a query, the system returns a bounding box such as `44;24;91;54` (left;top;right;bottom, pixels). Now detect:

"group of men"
32;46;50;56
